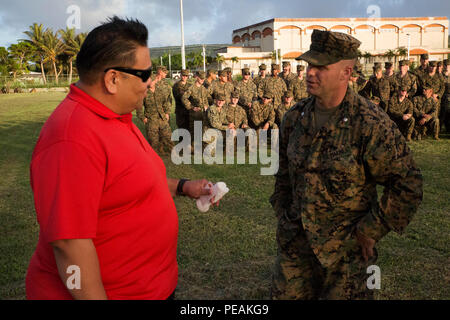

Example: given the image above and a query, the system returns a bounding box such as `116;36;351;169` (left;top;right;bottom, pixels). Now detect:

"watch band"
177;179;189;196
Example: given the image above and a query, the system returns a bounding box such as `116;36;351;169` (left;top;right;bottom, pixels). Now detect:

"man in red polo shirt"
26;16;212;300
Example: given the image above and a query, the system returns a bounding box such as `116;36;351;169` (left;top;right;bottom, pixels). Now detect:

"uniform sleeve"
163;87;172;114
207;108;228;130
358;117;423;241
30;141;105;243
181;87;193;111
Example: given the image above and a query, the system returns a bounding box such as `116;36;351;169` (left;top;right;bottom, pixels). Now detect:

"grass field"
0;92;449;300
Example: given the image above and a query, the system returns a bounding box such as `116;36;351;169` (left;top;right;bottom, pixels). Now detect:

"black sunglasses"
104;66;153;82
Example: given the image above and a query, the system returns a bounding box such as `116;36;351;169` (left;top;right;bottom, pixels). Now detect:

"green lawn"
0;92;449;300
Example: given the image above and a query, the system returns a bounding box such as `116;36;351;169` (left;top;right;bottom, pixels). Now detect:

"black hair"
76;16;148;84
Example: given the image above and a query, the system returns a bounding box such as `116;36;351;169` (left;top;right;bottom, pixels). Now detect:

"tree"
8;41;33;80
23;23;48;84
384;49;396;64
215;54;225;70
59;28;86;84
396;46;408;63
231;56;239;72
363;52;372;73
41;29;66;84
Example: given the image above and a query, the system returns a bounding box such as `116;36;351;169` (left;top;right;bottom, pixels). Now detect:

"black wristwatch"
177;179;189;196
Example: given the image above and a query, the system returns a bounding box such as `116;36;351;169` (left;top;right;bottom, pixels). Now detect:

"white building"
217;17;450;75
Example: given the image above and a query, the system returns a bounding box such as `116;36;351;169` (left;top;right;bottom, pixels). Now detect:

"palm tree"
363;52;372;73
215;54;225;70
23;23;47;84
59;28;86;84
396;46;408;63
231;56;239;73
41;29;66;84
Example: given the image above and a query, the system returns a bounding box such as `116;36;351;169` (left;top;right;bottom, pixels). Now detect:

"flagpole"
180;0;186;70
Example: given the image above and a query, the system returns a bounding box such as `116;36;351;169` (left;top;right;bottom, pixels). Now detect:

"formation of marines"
137;53;449;154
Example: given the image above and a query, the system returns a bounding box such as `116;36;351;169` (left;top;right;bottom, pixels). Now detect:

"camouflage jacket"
395;72;417;98
290;77;308;102
361;75;391;105
226;104;248;128
275;100;296;127
418;73;445;99
280;72;297;88
412;95;438;118
387;96;414;120
249;101;276;128
253;75;268;90
235;79;257;107
258;76;287;108
136;82;172;121
444;73;449;101
181;83;210;111
209;81;235;105
384;73;397;98
203;78;216;91
207;104;229;131
270;88;423;267
172;80;191;110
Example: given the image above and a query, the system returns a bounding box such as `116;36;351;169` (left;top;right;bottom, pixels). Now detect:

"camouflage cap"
351;69;359;77
444;59;449;66
399;60;410;67
373;65;382;73
374;62;381;67
296;29;361;66
437;61;442;67
263;91;274;99
428;61;437;67
354;60;363;72
207;69;217;76
271;64;280;71
157;66;168;73
297;65;305;71
231;91;240;99
399;85;408;91
385;62;393;68
181;69;190;76
422;82;433;90
242;68;250;75
196;70;206;79
224;67;232;73
218;70;227;77
215;93;226;101
282;61;291;67
283;90;294;99
420;53;429;60
259;64;267;70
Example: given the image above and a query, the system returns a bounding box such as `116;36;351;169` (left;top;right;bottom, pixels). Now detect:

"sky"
0;0;449;49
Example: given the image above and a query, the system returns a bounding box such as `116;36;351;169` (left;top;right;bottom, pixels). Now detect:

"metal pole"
202;45;206;72
407;34;410;61
180;0;186;70
169;53;172;78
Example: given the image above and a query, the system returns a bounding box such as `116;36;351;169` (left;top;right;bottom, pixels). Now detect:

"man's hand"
228;123;236;130
419;117;427;126
143;118;148;124
263;123;270;130
183;180;220;207
165;114;170;121
193;107;201;112
355;229;376;263
403;114;412;121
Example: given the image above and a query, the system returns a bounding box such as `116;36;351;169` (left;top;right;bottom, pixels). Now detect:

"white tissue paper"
196;182;229;212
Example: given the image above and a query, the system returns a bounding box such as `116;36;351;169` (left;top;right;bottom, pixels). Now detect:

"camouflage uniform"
172;70;191;130
275;94;296;128
442;65;450;132
290;66;308;103
361;74;391;112
412;94;440;139
394;72;417;98
206;98;229;152
226;102;249;129
249;97;277;130
136;81;173;154
387;95;415;140
271;29;423;300
209;77;235;105
258;71;287;110
280;62;297;89
181;77;210;140
235;70;257;108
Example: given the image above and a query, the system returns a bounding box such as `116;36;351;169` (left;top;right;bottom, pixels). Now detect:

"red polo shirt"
26;84;178;300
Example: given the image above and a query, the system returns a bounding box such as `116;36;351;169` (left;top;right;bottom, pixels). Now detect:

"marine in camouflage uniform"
204;69;217;91
412;83;440;140
290;65;309;103
253;64;268;90
209;70;235;105
384;62;397;99
280;61;297;89
442;59;450;132
235;68;257;111
395;60;417;98
271;29;423;300
226;91;249;129
361;65;390;112
249;91;278;130
181;71;211;144
413;53;429;95
275;90;295;128
172;69;191;130
387;86;415;141
258;64;287;110
348;69;366;95
206;93;230;153
136;77;174;155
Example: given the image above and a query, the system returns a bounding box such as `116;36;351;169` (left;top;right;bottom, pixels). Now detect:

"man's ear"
104;69;119;94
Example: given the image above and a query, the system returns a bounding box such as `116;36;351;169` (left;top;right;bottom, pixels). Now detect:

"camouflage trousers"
414;116;439;138
271;216;377;300
145;118;174;155
392;117;415;140
175;105;189;130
